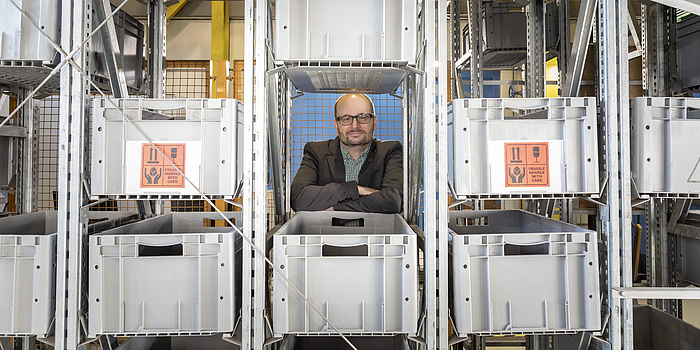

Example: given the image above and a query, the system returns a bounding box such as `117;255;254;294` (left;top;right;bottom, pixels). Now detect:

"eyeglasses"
335;113;374;126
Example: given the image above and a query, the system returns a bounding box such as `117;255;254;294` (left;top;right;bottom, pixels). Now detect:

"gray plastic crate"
274;0;416;93
89;4;146;92
634;304;700;350
678;16;700;90
631;97;700;197
449;210;601;335
275;0;416;63
448;98;600;198
0;211;57;337
0;3;144;93
88;212;242;337
90;98;244;199
0;0;60;63
272;211;419;336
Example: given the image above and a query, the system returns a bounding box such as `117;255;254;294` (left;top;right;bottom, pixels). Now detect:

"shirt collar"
340;143;371;162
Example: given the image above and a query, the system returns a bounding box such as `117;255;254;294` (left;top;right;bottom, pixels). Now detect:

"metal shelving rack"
243;0;450;348
2;0;700;350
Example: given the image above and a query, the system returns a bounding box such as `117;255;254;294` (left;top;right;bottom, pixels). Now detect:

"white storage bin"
90;98;244;199
0;211;57;337
631;97;700;197
450;210;601;335
274;0;417;93
0;0;60;63
448;98;600;198
275;0;416;63
88;212;242;336
272;211;419;336
0;3;145;93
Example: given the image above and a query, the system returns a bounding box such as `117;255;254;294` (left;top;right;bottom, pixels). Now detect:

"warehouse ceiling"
112;0;247;20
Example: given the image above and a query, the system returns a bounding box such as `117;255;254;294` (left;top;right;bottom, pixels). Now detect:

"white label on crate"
489;140;564;193
125;141;201;194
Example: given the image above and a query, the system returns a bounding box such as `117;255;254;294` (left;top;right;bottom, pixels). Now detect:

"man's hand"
324;206;334;211
357;185;378;196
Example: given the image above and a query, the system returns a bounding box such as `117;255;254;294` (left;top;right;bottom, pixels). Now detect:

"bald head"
334;94;375;118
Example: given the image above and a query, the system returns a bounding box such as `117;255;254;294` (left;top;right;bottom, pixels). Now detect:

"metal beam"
642;4;676;97
211;1;230;98
671;223;700;240
558;0;571;93
166;0;188;22
438;0;450;347
15;88;36;214
451;0;463;99
147;0;166;99
146;0;167;217
649;0;700;15
614;287;700;299
628;1;643;53
424;0;438;343
526;0;545;97
667;199;691;233
242;1;254;347
55;0;91;349
250;0;271;349
0;125;26;138
646;199;671;312
468;0;483;98
94;0;129;97
563;0;597;97
267;62;285;225
598;0;634;347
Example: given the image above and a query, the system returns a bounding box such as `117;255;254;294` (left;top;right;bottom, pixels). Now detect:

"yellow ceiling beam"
211;1;230;99
211;1;230;61
166;0;188;23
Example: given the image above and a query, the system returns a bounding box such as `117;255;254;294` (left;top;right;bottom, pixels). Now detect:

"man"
291;94;402;213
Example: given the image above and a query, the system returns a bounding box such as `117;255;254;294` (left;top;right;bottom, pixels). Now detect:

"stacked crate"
272;211;419;337
447;97;603;335
88;97;245;337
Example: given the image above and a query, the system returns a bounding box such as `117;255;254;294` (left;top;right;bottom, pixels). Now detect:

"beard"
338;128;372;147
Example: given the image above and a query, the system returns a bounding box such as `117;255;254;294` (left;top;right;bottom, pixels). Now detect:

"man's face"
334;96;377;148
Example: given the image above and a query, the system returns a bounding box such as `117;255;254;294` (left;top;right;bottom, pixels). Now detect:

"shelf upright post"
55;0;92;349
598;0;634;347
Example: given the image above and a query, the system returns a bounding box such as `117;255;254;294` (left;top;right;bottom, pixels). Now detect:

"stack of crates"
88;212;242;336
272;211;419;337
88;97;246;337
447;97;603;336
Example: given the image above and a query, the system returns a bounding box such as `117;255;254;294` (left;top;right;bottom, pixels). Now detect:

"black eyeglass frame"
335;113;375;126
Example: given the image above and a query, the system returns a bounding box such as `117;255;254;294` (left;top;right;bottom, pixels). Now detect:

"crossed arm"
290;143;403;213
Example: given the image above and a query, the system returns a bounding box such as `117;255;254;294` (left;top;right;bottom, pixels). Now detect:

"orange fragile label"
504;142;549;187
140;143;186;188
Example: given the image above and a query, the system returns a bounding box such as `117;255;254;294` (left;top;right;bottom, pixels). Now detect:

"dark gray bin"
634;304;700;350
678;16;700;90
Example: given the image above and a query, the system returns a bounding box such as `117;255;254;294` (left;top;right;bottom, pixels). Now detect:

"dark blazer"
291;137;403;213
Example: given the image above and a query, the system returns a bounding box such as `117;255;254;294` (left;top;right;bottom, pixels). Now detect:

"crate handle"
322;244;369;257
504;242;549;256
138;243;184;257
331;217;365;227
454;216;489;226
500;99;554;110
